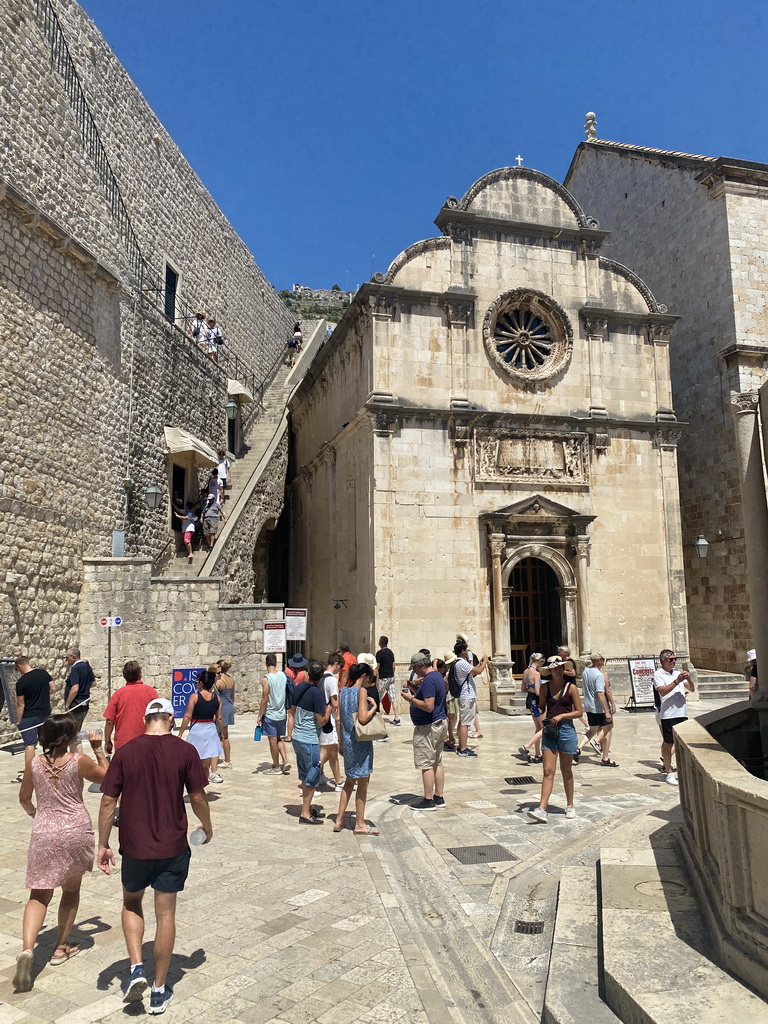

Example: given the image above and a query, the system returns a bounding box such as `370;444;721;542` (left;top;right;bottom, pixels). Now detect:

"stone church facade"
1;0;294;716
566;136;768;672
288;167;689;687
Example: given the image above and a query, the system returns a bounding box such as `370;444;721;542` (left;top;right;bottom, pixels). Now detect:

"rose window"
493;309;553;371
483;289;572;384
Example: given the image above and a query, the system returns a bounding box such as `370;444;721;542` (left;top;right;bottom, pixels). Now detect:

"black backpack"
447;661;462;699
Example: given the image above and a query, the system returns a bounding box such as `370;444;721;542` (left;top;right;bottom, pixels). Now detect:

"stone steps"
600;846;765;1023
696;673;749;701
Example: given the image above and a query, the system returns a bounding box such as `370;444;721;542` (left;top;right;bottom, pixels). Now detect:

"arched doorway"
508;557;562;674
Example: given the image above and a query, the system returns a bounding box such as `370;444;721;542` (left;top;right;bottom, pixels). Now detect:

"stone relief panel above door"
473;429;589;486
483;287;573;385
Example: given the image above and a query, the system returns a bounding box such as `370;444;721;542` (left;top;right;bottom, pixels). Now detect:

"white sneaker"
219;761;231;769
666;772;678;786
527;806;548;823
565;805;576;819
209;772;224;784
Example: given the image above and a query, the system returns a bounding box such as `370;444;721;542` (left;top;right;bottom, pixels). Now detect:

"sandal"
353;826;380;836
333;822;345;833
600;759;620;768
51;944;80;965
529;755;542;764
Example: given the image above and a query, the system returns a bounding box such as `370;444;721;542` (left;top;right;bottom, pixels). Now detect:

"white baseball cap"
747;649;757;662
145;697;174;717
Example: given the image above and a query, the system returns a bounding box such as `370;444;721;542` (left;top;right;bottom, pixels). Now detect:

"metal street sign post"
98;614;123;698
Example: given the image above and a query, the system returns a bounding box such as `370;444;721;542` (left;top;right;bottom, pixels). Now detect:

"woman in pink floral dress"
14;713;108;992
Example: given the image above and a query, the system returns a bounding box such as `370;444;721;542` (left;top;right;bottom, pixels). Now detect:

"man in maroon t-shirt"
98;698;211;1014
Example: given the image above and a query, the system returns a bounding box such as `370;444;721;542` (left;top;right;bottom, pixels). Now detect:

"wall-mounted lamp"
225;399;239;421
332;598;348;610
693;534;710;558
144;483;164;510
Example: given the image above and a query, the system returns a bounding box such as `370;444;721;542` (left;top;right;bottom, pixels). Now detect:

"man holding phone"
401;652;448;812
652;649;695;785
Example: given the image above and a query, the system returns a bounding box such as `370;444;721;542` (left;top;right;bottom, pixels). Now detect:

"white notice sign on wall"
284;608;308;641
263;620;287;653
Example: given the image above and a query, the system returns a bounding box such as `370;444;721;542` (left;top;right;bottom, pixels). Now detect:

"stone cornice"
433;207;609;250
718;342;768;365
578;306;681;331
363;399;687;436
0;173;122;287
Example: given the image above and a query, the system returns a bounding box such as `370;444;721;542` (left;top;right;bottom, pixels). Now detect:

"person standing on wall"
14;656;56;777
652;649;695;786
64;648;95;752
375;636;399;725
97;698;212;1014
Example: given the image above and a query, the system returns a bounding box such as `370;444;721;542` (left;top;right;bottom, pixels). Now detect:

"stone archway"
482;494;595;664
502;544;577;672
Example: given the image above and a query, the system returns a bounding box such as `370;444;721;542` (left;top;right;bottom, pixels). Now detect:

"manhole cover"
505;776;537;786
514;920;544;934
447;844;518;865
635;879;688;898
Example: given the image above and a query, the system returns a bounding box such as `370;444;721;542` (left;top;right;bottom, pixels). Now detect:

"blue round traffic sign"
113;616;122;626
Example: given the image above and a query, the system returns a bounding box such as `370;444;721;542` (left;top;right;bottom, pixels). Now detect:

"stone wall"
566;145;751;670
79;559;283;713
3;0;294;372
0;0;296;720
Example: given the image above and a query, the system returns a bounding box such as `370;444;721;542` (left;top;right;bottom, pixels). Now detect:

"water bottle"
531;701;541;718
190;828;207;846
254;724;262;742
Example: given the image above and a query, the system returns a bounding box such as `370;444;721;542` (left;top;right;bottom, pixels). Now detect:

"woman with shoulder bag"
333;663;379;836
528;656;583;823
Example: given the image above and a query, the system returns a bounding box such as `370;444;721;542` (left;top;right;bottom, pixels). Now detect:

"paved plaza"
0;705;722;1024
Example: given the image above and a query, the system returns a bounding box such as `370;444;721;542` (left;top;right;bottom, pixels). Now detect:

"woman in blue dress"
333;663;378;835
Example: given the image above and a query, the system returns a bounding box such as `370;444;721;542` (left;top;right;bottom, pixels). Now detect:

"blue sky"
79;0;767;292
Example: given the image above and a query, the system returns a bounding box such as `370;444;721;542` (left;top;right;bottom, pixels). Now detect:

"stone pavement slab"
0;703;730;1023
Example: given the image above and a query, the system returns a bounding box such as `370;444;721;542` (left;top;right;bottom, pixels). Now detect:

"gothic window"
483;288;573;384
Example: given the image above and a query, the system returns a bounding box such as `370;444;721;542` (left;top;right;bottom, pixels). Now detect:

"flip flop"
353;826;380;836
51;944;80;965
333;822;344;833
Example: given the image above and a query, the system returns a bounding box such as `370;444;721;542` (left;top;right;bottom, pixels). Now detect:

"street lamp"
225;400;238;421
144;483;164;510
693;534;709;558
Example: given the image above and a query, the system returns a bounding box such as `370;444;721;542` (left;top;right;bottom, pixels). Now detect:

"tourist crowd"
8;636;699;1011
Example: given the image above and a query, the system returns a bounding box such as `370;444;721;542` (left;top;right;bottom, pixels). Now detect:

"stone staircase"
162;323;325;580
543;844;765;1023
694;669;749;701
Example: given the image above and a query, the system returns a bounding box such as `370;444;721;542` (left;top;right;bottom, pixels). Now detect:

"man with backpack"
452;640;487;757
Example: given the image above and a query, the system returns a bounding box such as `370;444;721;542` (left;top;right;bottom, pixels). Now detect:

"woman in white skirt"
178;669;224;783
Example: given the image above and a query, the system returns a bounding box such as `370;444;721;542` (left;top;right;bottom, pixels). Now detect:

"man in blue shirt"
287;660;332;825
401;651;447;812
64;647;95;751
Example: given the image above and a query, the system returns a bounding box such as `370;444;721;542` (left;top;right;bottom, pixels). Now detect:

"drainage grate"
447;844;518;865
514;920;545;935
505;775;537;786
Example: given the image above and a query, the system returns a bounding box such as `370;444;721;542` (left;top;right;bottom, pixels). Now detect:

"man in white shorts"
453;640;487;757
319;654;343;790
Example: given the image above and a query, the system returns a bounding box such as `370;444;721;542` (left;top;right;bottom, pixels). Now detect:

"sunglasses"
663;657;677;662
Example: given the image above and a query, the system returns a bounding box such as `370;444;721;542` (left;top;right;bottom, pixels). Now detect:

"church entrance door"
508;557;562;674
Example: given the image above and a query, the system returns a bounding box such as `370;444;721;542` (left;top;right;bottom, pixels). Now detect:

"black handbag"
542;718;560;741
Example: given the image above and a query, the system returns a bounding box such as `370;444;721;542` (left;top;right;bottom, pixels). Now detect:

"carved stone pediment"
473;429;589;486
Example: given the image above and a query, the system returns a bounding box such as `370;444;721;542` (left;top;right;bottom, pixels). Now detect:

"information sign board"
264;621;287;653
627;657;656;708
285;608;308;641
